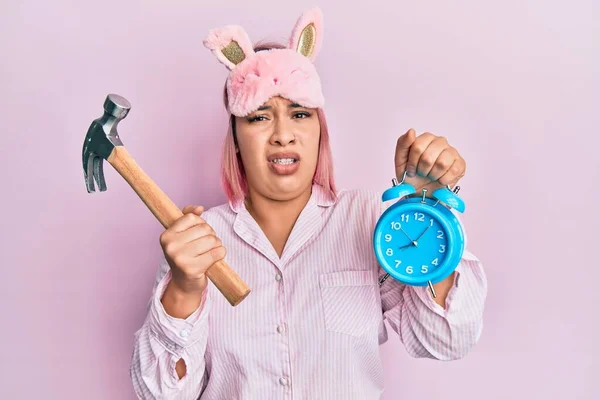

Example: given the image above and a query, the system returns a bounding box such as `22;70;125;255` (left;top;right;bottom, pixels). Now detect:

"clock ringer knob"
382;178;416;202
432;187;466;213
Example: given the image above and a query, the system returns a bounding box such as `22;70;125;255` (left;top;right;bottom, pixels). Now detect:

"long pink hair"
220;41;337;205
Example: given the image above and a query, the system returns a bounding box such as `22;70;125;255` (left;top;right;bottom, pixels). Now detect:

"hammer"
82;93;251;307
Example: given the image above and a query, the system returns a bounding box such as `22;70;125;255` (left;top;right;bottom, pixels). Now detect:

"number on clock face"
382;212;448;275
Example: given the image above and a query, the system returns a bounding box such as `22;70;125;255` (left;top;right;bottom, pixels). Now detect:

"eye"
248;115;267;123
294;111;311;119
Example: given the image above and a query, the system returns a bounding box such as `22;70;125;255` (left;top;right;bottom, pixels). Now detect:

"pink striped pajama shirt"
130;184;487;399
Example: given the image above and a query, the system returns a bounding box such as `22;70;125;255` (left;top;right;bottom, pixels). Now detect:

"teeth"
272;158;296;165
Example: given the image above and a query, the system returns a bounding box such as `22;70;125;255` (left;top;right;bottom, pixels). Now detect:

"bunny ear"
203;25;256;70
289;7;323;62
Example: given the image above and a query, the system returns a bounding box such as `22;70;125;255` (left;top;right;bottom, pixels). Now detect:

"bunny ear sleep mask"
202;7;325;117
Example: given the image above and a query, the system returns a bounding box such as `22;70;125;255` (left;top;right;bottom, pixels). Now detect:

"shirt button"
275;274;282;281
179;329;189;338
277;324;285;334
279;377;288;386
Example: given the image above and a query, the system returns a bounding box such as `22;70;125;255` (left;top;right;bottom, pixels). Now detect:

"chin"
253;175;313;202
272;179;311;199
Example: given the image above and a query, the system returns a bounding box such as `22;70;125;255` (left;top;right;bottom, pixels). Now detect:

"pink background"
1;1;598;398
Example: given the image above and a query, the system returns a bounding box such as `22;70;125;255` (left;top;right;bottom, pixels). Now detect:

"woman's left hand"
394;128;466;196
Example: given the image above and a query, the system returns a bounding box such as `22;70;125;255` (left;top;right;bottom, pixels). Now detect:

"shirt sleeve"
129;257;211;399
376;193;488;360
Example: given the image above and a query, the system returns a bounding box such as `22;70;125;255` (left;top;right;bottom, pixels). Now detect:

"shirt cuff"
410;260;466;314
413;250;487;313
147;269;210;357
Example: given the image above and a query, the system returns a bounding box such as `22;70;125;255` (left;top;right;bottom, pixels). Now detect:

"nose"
269;119;296;146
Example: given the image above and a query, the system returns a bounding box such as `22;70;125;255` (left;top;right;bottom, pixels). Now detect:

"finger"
174;239;226;269
394;128;417;176
415;137;451;178
193;245;227;268
170;212;206;233
424;147;456;182
182;205;204;216
178;222;217;244
437;156;466;186
185;234;223;258
406;132;436;177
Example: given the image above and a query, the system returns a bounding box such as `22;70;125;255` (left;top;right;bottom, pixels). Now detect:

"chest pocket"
319;270;381;337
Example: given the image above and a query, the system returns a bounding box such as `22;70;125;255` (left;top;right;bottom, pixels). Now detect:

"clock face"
378;209;449;281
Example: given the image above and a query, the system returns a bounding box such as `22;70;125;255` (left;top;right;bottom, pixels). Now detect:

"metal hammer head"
83;94;131;193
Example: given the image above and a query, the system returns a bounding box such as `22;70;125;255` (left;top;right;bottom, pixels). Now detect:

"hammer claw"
84;154;107;193
85;154;96;193
93;155;107;192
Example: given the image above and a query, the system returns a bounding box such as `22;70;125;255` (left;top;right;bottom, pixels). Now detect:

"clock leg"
427;281;437;298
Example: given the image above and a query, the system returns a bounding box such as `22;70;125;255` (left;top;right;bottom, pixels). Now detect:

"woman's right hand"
159;205;227;295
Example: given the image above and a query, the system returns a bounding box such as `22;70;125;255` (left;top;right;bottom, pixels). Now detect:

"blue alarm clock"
373;170;466;298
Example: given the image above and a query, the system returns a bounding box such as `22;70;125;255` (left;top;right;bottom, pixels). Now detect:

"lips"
267;152;301;175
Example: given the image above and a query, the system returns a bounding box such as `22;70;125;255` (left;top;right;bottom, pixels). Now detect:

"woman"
130;7;487;399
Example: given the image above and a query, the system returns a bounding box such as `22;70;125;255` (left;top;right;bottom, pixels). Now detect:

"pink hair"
220;42;337;205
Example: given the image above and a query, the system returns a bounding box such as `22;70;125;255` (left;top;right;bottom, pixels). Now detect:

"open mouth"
267;154;301;175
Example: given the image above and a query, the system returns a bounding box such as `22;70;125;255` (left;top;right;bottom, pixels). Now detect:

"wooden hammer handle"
107;146;251;306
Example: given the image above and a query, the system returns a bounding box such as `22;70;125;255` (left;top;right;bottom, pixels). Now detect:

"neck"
244;185;313;257
245;185;312;224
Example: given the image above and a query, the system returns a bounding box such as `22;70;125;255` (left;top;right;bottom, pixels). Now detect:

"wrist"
171;271;208;294
161;275;207;319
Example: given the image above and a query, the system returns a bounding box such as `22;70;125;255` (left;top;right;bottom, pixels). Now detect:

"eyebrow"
257;103;303;111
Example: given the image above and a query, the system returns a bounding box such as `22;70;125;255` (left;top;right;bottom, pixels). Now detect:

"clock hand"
414;226;431;243
398;226;430;251
399;226;415;243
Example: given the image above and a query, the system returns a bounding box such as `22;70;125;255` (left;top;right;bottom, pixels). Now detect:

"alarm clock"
373;171;466;298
